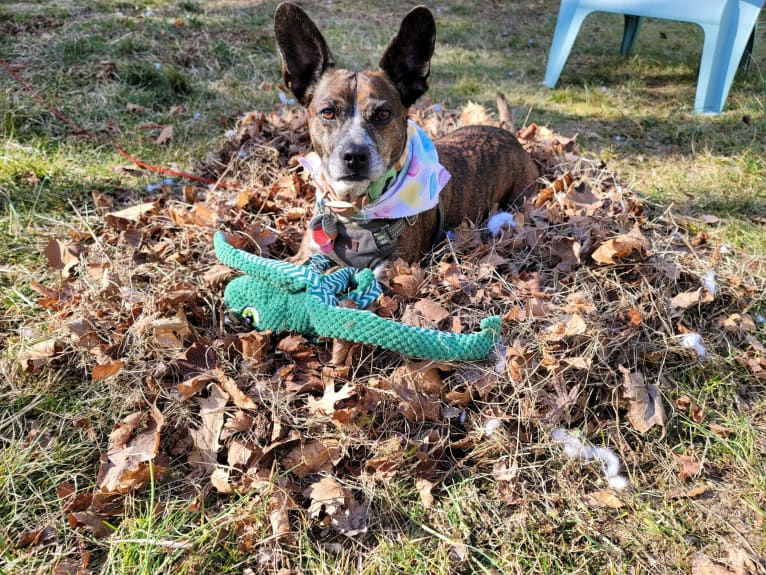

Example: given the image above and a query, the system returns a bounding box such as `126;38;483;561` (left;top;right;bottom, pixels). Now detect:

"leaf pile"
16;100;766;555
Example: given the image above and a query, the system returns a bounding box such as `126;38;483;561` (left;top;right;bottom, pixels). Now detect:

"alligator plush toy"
214;231;501;361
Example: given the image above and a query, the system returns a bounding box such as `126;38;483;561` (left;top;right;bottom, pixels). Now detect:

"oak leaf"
304;476;368;536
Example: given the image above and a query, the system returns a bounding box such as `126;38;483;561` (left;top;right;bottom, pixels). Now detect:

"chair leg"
621;15;644;56
739;26;756;70
694;1;763;114
543;2;593;87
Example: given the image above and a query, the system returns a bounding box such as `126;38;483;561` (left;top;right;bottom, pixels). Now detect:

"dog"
274;3;539;275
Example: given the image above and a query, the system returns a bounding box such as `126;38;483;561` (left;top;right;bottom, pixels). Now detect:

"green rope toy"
214;232;502;361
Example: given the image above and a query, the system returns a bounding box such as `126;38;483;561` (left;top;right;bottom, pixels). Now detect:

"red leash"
1;58;230;188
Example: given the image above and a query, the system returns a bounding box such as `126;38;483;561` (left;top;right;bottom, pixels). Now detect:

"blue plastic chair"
542;0;765;114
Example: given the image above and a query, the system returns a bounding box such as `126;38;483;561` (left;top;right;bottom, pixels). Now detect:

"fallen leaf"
449;542;469;564
67;511;113;538
188;383;228;476
619;366;665;434
709;424;734;438
92;360;123;382
542;313;587;341
15;526;56;548
670;289;713;312
96;406;165;494
268;489;295;541
210;467;234;494
591;232;644;264
584;490;624;508
154;124;174;145
282;439;341;478
239;330;272;363
217;371;258;410
44;239;83;278
304;476;368;536
19;338;64;373
105;202;158;226
674;453;702;482
415;477;435;508
390;361;447;421
307;378;356;416
691;549;766;575
414;299;450;324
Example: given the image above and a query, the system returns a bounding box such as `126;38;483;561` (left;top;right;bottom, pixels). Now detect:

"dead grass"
1;2;766;575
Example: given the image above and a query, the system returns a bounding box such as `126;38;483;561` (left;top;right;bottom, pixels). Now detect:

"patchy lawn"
1;1;765;574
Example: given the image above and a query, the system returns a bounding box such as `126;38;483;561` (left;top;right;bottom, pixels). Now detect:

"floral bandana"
298;121;451;221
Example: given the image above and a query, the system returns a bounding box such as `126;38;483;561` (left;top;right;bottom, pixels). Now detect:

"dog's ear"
379;6;436;107
274;2;335;106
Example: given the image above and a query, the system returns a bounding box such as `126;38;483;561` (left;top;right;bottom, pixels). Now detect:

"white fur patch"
552;428;629;490
487;211;517;236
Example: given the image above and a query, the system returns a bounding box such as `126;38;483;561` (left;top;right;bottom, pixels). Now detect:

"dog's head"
274;3;436;202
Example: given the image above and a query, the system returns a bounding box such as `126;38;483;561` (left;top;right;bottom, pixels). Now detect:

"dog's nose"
342;144;370;171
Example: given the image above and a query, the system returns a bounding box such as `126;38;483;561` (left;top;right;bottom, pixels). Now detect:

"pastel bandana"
298;121;451;220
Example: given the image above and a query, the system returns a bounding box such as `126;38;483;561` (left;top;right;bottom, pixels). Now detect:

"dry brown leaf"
669;484;709;499
239;330;272;363
188;383;228;476
709;423;734;438
217;371;258;410
550;236;581;270
591;231;644;265
305;475;344;519
19;338;64;373
584;490;625;508
106;201;157;225
177;370;219;400
415;477;435;508
44;239;82;278
67;511;113;538
268;489;295;541
96;406;165;494
210;467;233;494
674;453;703;482
92;360;123;382
619;366;665;434
670;289;713;312
304;476;368;537
414;298;450;324
542;313;587;342
282;439;340;478
307;378;356;416
718;313;757;334
691;549;766;575
390;361;447;421
154;124;174;145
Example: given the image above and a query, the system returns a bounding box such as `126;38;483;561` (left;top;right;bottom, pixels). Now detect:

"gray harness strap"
329;215;418;269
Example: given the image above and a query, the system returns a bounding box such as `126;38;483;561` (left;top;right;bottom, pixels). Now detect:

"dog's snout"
342;144;370;171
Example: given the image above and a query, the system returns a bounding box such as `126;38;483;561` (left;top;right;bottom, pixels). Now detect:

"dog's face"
274;3;436;202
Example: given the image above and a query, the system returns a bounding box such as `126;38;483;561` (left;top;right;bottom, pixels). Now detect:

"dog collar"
298;121;451;220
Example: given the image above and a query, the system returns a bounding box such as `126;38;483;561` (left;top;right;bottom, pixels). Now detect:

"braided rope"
308;304;500;360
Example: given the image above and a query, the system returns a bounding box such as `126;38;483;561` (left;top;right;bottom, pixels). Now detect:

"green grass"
1;1;765;574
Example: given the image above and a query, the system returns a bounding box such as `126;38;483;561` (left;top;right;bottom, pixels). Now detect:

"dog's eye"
319;108;336;121
372;109;392;123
